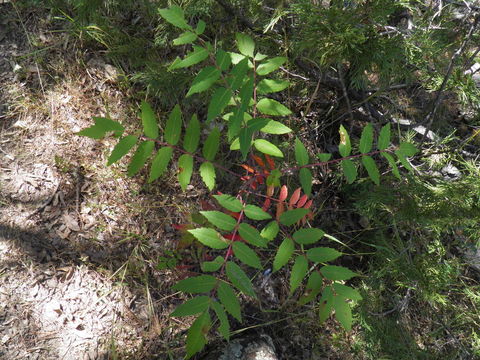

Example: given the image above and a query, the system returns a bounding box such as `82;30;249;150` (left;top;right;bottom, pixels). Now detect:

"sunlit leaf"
172;275;217;293
187;66;221;97
213;194;243;212
171;296;210;317
279;208;309;226
260;120;292;134
256;57;287;76
169;46;208;70
178;154;193;190
338;125;351;157
173;31;197;45
260;221;279;241
244;205;271;220
158;5;191;30
236;33;255;58
254;139;283;157
293;228;325;245
257;98;292;116
200;161;216;190
257;79;290;94
165;104;182;145
200;211;237;231
188;228;229;249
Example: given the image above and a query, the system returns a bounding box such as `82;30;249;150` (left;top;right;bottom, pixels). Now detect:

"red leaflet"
262;198;271;211
200;200;215;211
265;154;275;170
289;187;302;207
279;185;288;202
224;233;242;241
241;164;256;173
256;175;264;185
297;194;308;208
304;199;313;209
252;154;265;168
173;223;189;231
276;202;285;220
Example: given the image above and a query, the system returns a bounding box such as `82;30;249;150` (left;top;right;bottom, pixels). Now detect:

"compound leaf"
319;286;334;323
78;117;124;139
295;138;309;166
201;256;223;272
260;120;292;134
260;221;279;241
381;152;400;179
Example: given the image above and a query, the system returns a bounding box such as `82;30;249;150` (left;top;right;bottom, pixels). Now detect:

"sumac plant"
78;5;418;358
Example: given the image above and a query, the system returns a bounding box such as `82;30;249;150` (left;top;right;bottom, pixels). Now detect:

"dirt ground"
0;5;185;359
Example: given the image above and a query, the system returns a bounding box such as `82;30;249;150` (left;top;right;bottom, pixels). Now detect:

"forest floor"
1;3;480;360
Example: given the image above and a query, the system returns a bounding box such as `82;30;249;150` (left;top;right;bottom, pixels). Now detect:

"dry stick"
420;13;480;145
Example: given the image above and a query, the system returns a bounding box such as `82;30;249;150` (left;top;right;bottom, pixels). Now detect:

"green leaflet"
169;45;208;70
299;168;312;196
295;138;309;166
398;142;418;157
239;127;254;159
320;265;357;281
211;300;230;341
333;283;363;301
217;282;242;321
290;255;308;294
317;153;332;162
378;123;391;150
178;154;193;190
381;152;400;179
293;228;325;245
260;221;279;241
244;205;271;220
232;242;262;269
158;5;191;30
187;66;221;97
148;147;173;183
228;58;249;91
338;125;351;157
236;33;255;58
362;156;380;185
199;161;216;190
260;120;292;134
341;159;357;184
216;49;231;71
141;101;158;139
319;286;334;323
267;169;281;187
201;256;223;272
203;127;220;161
207;87;232;123
213;194;243;212
306;247;342;263
279;208;309;226
165;104;182;145
184;114;200;153
77;117;124;139
273;237;294;272
298;271;323;305
200;211;237;231
359;123;373;154
127;140;154;177
395;150;413;172
171;296;211;317
107;135;137;165
333;295;352;331
226;261;257;298
238;223;268;248
173;31;197;45
256;56;287;76
172;275;217;293
257;79;290;94
256;98;292;116
195;19;206;35
229;52;247;65
188;228;229;249
254;139;283;157
186;311;211;359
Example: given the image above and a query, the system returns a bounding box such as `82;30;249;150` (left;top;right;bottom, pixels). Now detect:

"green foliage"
77;6;423;358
